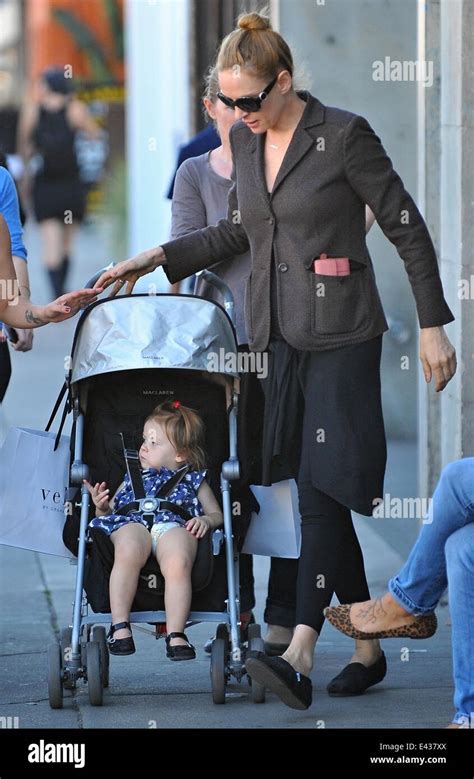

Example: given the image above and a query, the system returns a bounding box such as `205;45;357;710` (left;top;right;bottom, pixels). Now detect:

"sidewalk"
0;221;455;729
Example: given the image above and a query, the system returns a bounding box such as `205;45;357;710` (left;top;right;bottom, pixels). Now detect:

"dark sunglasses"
217;75;278;113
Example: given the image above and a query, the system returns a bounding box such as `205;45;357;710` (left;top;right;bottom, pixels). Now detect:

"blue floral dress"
89;466;207;536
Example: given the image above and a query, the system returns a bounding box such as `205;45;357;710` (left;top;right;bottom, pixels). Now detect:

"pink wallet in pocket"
313;253;350;276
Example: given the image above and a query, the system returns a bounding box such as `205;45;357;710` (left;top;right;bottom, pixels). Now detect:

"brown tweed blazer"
162;91;454;352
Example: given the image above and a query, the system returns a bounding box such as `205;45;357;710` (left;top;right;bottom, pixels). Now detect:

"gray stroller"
47;269;266;708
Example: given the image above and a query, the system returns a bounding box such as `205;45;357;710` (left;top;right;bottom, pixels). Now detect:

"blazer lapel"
247;92;326;201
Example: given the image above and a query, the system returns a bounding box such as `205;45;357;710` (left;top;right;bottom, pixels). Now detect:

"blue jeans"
389;458;474;724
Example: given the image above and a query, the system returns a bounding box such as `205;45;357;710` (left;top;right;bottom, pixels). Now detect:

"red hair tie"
171;400;181;409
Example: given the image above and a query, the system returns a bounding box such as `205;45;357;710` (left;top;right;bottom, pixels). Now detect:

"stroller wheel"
47;644;63;709
60;627;76;691
92;626;109;688
247;624;266;703
86;641;103;706
210;638;227;704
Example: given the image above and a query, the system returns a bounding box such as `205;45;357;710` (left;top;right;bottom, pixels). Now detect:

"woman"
324;458;474;728
18;66;100;297
94;11;456;709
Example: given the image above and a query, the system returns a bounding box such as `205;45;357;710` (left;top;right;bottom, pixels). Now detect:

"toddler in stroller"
85;400;223;659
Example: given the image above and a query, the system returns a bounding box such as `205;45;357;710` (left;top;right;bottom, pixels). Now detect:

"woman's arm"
67;99;101;139
169;159;209;292
344;115;453;329
11;257;33;351
0;215;100;326
344;115;456;392
171;159;208;239
16;102;38;205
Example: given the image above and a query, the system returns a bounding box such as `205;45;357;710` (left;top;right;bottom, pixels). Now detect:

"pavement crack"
34;553;84;728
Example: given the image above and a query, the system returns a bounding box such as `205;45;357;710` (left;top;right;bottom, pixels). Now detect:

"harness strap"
120;433;146;500
115;499;192;525
118;435;193;528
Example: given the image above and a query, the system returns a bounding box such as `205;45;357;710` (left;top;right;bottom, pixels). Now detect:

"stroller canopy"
70;295;239;384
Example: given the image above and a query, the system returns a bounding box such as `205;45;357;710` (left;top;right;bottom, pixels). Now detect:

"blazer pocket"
310;265;370;336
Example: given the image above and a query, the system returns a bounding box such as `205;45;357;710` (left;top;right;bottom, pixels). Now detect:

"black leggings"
0;341;11;402
296;477;370;634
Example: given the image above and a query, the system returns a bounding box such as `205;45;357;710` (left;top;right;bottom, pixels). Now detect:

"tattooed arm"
0;214;101;327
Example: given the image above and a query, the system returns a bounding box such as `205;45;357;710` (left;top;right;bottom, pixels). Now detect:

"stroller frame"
48;269;266;708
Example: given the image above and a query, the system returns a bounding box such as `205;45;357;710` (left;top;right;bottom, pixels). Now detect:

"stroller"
47;269;266;708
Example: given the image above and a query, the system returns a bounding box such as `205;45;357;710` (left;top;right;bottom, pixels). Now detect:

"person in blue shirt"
0;159;33;401
0;161;100;401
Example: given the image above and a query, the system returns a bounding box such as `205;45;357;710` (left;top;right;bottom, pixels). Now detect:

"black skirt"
259;334;387;517
33;175;86;223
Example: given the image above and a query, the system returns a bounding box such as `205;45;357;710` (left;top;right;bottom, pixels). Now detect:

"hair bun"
238;12;271;32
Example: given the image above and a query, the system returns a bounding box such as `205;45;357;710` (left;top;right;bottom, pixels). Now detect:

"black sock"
47;268;64;298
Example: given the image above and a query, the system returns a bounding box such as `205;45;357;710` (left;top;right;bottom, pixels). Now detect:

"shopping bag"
0;427;73;558
242;479;301;558
0;404;7;447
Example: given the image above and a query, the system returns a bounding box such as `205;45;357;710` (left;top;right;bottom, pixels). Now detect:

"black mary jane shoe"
107;621;136;656
245;651;312;710
327;651;387;697
165;632;196;661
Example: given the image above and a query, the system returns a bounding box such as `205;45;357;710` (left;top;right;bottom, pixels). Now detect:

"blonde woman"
95;11;456;709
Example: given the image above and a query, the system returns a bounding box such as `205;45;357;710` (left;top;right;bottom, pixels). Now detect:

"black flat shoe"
327;651;387;697
165;632;196;661
107;621;136;656
246;651;312;710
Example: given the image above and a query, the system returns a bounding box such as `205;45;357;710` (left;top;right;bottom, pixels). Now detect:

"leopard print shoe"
323;604;437;640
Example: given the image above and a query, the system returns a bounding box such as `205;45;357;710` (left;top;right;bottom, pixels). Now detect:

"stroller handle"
83;265;237;328
194;270;236;327
83;263;115;290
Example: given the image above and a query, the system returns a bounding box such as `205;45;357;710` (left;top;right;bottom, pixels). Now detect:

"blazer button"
278;262;288;273
268;217;274;224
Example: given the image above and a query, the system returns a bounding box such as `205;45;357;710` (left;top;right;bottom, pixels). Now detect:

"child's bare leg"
155;527;198;646
110;523;151;638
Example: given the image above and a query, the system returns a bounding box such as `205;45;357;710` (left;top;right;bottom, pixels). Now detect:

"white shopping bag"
242;479;301;558
0;404;7;447
0;427;73;558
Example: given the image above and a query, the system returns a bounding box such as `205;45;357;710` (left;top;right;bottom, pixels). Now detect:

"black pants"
296;463;370;633
239;552;298;627
0;341;11;402
261;335;386;633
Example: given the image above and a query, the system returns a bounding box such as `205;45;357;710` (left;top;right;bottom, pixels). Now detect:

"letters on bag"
0;427;74;558
242;479;301;559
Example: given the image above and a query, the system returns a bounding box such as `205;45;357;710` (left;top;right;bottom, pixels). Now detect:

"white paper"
242;479;301;558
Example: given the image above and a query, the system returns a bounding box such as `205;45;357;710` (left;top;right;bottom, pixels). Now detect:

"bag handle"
45;381;71;451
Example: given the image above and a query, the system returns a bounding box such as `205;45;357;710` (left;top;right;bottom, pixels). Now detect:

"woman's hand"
93;247;167;296
83;480;111;516
419;326;457;392
186;515;212;539
25;288;102;326
11;329;33;352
